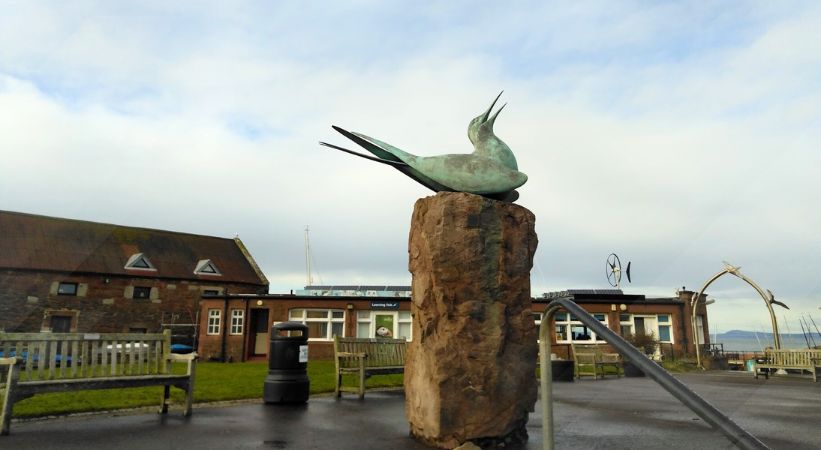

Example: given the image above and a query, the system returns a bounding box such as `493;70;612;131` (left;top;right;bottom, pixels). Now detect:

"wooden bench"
571;344;623;379
333;337;406;399
754;349;821;382
0;330;197;435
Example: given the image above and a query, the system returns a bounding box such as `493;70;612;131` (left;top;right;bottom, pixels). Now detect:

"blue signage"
370;301;400;310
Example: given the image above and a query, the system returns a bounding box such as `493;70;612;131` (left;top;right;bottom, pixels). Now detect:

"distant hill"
714;329;818;351
718;330;812;339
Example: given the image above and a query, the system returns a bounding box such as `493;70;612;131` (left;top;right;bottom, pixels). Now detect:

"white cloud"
1;2;820;328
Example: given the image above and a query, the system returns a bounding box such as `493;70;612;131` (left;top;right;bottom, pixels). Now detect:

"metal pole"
539;304;559;450
541;299;770;450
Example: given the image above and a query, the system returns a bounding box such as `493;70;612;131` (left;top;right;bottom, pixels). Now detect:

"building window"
57;282;78;296
397;311;412;340
658;314;673;343
133;286;151;299
357;311;372;338
230;309;244;335
289;309;344;341
203;290;220;297
619;314;633;336
620;314;673;343
124;253;157;271
554;312;608;343
194;259;221;276
207;309;221;335
696;315;705;345
356;311;412;341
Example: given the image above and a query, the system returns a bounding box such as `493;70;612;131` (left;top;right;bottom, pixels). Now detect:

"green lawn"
11;360;404;418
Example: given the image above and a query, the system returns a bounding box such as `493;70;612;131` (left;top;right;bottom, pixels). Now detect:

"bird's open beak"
481;91;504;123
487;102;506;127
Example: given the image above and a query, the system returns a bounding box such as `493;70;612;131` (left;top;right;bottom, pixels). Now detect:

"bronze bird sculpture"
320;92;527;202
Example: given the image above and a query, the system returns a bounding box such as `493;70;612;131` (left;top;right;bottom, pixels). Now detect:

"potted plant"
622;332;659;377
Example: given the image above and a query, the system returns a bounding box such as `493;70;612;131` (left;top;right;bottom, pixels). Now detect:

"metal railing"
539;298;769;450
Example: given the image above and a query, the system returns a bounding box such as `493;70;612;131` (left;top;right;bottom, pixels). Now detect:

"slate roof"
0;210;268;286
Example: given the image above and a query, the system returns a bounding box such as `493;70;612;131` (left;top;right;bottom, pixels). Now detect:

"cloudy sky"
2;1;820;332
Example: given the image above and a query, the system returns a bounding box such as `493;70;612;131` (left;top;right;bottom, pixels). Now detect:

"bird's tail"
319;141;408;167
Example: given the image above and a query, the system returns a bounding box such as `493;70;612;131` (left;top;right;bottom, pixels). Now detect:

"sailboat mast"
799;318;811;349
304;226;314;287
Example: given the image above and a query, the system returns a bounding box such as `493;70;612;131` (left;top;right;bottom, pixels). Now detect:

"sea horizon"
712;329;819;352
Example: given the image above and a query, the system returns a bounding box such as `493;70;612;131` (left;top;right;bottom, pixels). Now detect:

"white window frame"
620;313;674;343
356;310;412;341
356;310;372;338
397;310;412;341
124;253;157;271
288;308;345;341
57;282;78;296
194;259;222;276
657;314;673;343
230;309;244;335
619;313;633;337
207;309;221;335
554;311;609;343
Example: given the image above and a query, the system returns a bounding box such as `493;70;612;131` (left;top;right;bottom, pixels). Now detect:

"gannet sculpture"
320;92;527;202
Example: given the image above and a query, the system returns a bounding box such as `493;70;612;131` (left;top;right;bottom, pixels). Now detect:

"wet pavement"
3;371;820;449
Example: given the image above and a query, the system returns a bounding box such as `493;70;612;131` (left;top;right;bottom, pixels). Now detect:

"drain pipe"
540;298;770;450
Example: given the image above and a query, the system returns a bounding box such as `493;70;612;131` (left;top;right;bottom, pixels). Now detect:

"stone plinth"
405;192;538;449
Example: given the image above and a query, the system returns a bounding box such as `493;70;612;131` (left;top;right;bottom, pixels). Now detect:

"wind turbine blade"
626;261;632;283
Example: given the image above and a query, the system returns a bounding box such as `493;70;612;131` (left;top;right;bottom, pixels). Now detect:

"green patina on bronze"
320;92;527;202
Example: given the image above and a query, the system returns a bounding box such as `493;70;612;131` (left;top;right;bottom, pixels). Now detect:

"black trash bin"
263;322;309;403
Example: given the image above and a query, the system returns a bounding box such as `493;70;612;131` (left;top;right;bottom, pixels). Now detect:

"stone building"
197;286;709;362
0;210;269;335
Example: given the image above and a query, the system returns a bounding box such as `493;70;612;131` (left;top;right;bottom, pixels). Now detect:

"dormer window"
125;253;156;271
194;259;221;276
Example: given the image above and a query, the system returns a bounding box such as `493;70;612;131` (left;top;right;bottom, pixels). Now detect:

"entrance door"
633;316;660;357
636;316;659;338
50;316;72;357
374;314;395;338
250;309;269;356
50;316;72;333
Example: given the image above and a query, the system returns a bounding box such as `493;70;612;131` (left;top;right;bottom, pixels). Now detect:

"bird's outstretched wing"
323;125;453;193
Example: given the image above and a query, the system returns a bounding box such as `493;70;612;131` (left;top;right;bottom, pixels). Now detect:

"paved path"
3;372;820;449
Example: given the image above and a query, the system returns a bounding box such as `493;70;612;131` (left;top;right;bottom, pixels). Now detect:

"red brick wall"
197;296;707;362
532;301;695;356
0;269;266;333
197;297;412;362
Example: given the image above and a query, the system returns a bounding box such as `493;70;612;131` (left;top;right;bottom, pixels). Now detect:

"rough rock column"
405;192;538;449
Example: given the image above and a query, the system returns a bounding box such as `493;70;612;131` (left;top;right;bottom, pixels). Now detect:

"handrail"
539;298;770;450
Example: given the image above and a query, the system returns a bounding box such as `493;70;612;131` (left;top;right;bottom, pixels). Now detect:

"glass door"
374;314;395;338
